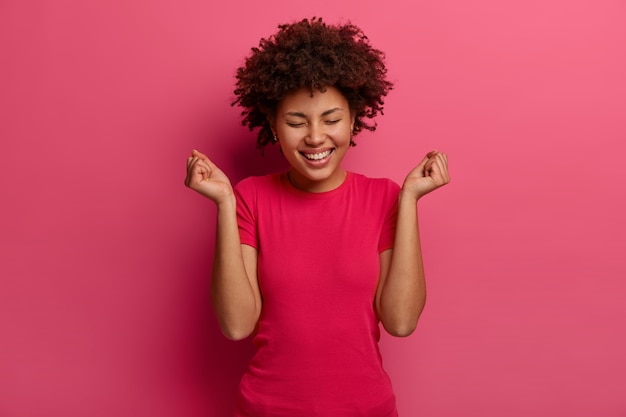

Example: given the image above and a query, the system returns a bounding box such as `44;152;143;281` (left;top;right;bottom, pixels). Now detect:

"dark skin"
185;86;450;339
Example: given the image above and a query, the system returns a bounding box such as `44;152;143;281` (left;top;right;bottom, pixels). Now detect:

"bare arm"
185;150;262;340
375;151;449;337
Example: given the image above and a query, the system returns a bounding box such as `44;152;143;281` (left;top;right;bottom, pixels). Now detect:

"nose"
304;124;325;146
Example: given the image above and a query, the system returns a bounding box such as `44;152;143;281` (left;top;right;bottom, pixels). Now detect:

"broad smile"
300;149;334;161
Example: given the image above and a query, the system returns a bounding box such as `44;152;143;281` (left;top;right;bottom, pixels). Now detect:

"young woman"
185;17;449;417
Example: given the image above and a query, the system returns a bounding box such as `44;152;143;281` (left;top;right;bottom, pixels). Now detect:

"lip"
299;148;334;165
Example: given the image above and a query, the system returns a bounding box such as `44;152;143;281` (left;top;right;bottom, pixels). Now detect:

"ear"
268;116;277;136
267;117;279;143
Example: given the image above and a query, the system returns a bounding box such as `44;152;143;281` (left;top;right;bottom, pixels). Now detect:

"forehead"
278;86;349;115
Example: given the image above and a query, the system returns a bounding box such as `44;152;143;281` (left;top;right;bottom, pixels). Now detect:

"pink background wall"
1;0;625;416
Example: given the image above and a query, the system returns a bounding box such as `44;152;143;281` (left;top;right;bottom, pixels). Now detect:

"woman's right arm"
185;150;262;340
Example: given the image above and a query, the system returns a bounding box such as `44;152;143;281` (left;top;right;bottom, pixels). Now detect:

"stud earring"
273;134;278;142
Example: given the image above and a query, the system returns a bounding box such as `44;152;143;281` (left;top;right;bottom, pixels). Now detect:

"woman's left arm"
375;150;450;337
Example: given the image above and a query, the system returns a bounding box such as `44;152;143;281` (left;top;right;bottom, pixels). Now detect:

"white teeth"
303;150;332;160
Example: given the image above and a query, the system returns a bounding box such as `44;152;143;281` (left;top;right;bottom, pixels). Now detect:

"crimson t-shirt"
234;172;400;417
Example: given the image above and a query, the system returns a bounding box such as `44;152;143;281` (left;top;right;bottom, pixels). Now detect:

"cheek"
276;129;297;145
334;126;353;144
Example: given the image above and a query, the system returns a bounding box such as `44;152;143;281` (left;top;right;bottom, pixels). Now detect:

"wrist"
215;193;237;210
399;187;421;203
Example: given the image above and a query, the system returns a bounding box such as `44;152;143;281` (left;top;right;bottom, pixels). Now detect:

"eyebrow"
285;108;344;118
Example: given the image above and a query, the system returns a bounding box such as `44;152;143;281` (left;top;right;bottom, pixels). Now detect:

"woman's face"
272;86;354;193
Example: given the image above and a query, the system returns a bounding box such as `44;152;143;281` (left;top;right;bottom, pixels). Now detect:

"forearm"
378;190;426;337
210;196;261;340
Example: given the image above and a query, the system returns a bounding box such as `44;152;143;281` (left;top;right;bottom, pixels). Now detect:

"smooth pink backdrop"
1;1;625;416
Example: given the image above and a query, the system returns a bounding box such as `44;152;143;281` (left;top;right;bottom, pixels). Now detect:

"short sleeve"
234;177;259;249
378;180;400;253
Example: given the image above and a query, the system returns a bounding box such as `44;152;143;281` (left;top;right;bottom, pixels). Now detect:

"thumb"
412;154;430;176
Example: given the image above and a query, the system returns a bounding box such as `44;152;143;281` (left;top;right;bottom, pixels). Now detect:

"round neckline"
280;171;353;199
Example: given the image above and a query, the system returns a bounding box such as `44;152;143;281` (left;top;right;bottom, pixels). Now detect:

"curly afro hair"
232;17;393;149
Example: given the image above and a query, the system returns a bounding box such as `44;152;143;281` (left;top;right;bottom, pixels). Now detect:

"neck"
286;170;347;193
